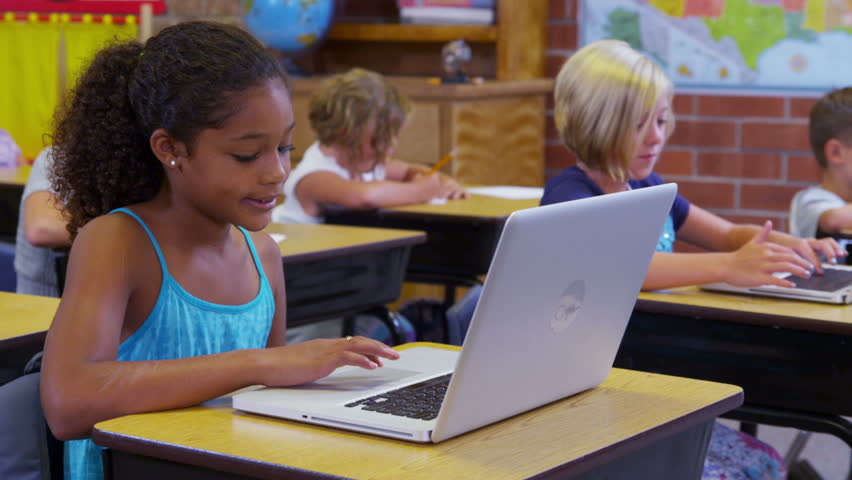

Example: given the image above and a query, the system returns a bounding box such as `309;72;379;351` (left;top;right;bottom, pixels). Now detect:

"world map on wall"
580;0;852;92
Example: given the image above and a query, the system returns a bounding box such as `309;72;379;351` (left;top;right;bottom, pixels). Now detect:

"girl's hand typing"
260;336;400;387
724;222;813;288
772;235;846;271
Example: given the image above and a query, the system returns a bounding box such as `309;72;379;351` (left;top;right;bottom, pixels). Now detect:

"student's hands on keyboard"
258;336;400;387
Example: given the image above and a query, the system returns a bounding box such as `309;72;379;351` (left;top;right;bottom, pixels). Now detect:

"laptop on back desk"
700;264;852;304
233;183;677;442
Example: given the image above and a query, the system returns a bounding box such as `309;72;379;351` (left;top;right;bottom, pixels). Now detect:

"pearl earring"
169;160;176;166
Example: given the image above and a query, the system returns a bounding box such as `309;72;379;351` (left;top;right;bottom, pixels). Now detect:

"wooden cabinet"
290;76;552;187
311;0;548;81
290;1;551;186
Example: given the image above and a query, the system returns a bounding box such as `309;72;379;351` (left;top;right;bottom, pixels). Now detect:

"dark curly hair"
50;21;288;238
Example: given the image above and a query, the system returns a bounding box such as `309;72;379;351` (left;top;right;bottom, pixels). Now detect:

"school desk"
264;223;425;341
325;194;539;304
0;166;28;242
616;286;852;449
92;342;743;480
0;291;58;382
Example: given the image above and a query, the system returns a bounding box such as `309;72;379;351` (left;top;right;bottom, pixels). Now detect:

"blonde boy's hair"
554;40;674;182
309;68;411;169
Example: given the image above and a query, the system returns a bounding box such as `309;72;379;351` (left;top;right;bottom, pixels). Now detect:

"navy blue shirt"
541;166;690;231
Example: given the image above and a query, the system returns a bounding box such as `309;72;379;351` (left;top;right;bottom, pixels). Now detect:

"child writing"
271;67;467;225
39;22;399;480
541;39;844;291
790;87;852;240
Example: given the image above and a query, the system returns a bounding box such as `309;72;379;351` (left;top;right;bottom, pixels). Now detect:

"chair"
0;372;63;480
0;240;16;292
54;250;68;297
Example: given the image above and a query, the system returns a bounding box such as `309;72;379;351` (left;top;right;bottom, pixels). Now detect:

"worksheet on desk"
467;186;544;199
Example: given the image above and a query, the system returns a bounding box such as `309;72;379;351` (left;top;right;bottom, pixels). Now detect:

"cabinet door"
397;101;442;169
452;96;544;186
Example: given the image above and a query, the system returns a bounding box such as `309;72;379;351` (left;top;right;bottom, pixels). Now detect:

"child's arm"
40;218;398;440
677;204;844;268
641;207;821;290
294;170;449;213
386;158;468;199
22;191;70;248
385;158;430;181
817;204;852;235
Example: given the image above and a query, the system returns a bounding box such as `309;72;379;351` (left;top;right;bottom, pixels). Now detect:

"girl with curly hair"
39;21;398;480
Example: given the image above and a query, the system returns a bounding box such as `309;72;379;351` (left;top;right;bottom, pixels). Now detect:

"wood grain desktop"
94;343;742;480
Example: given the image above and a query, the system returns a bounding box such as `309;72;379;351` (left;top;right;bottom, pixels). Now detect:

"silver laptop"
701;264;852;304
233;183;677;443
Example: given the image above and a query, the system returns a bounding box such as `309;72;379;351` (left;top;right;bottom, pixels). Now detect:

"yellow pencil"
428;149;455;175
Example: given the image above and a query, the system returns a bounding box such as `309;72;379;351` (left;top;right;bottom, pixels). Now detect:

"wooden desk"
0;166;28;241
0;291;58;381
617;287;852;447
264;223;426;332
326;194;539;301
93;343;742;480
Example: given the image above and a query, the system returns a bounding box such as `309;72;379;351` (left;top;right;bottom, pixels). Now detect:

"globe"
244;0;335;55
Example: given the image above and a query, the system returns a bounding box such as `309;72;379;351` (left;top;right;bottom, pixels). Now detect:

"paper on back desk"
467;186;544;200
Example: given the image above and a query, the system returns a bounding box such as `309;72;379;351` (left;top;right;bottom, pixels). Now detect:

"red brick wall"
546;0;823;233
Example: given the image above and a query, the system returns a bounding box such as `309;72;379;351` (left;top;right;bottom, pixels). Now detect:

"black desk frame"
618;307;852;455
326;211;496;306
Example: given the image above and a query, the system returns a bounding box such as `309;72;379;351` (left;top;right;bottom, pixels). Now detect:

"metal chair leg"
784;430;812;467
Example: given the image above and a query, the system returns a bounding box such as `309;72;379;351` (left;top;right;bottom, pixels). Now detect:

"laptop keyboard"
787;268;852;292
344;373;451;421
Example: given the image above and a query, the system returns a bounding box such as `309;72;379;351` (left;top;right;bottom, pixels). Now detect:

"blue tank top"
66;208;275;480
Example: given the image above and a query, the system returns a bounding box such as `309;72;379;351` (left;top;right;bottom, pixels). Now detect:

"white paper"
467;186;544;200
269;233;287;243
428;197;447;205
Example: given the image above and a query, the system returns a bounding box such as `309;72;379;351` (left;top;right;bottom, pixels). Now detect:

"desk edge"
636;298;852;336
281;232;426;265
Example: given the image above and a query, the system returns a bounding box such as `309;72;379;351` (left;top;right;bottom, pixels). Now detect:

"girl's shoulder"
74;209;154;254
541;166;600;205
246;230;280;260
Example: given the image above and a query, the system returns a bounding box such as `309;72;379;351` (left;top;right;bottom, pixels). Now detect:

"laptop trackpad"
289;367;422;393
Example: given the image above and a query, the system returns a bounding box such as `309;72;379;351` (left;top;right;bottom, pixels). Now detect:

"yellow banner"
0;14;61;160
0;14;137;160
